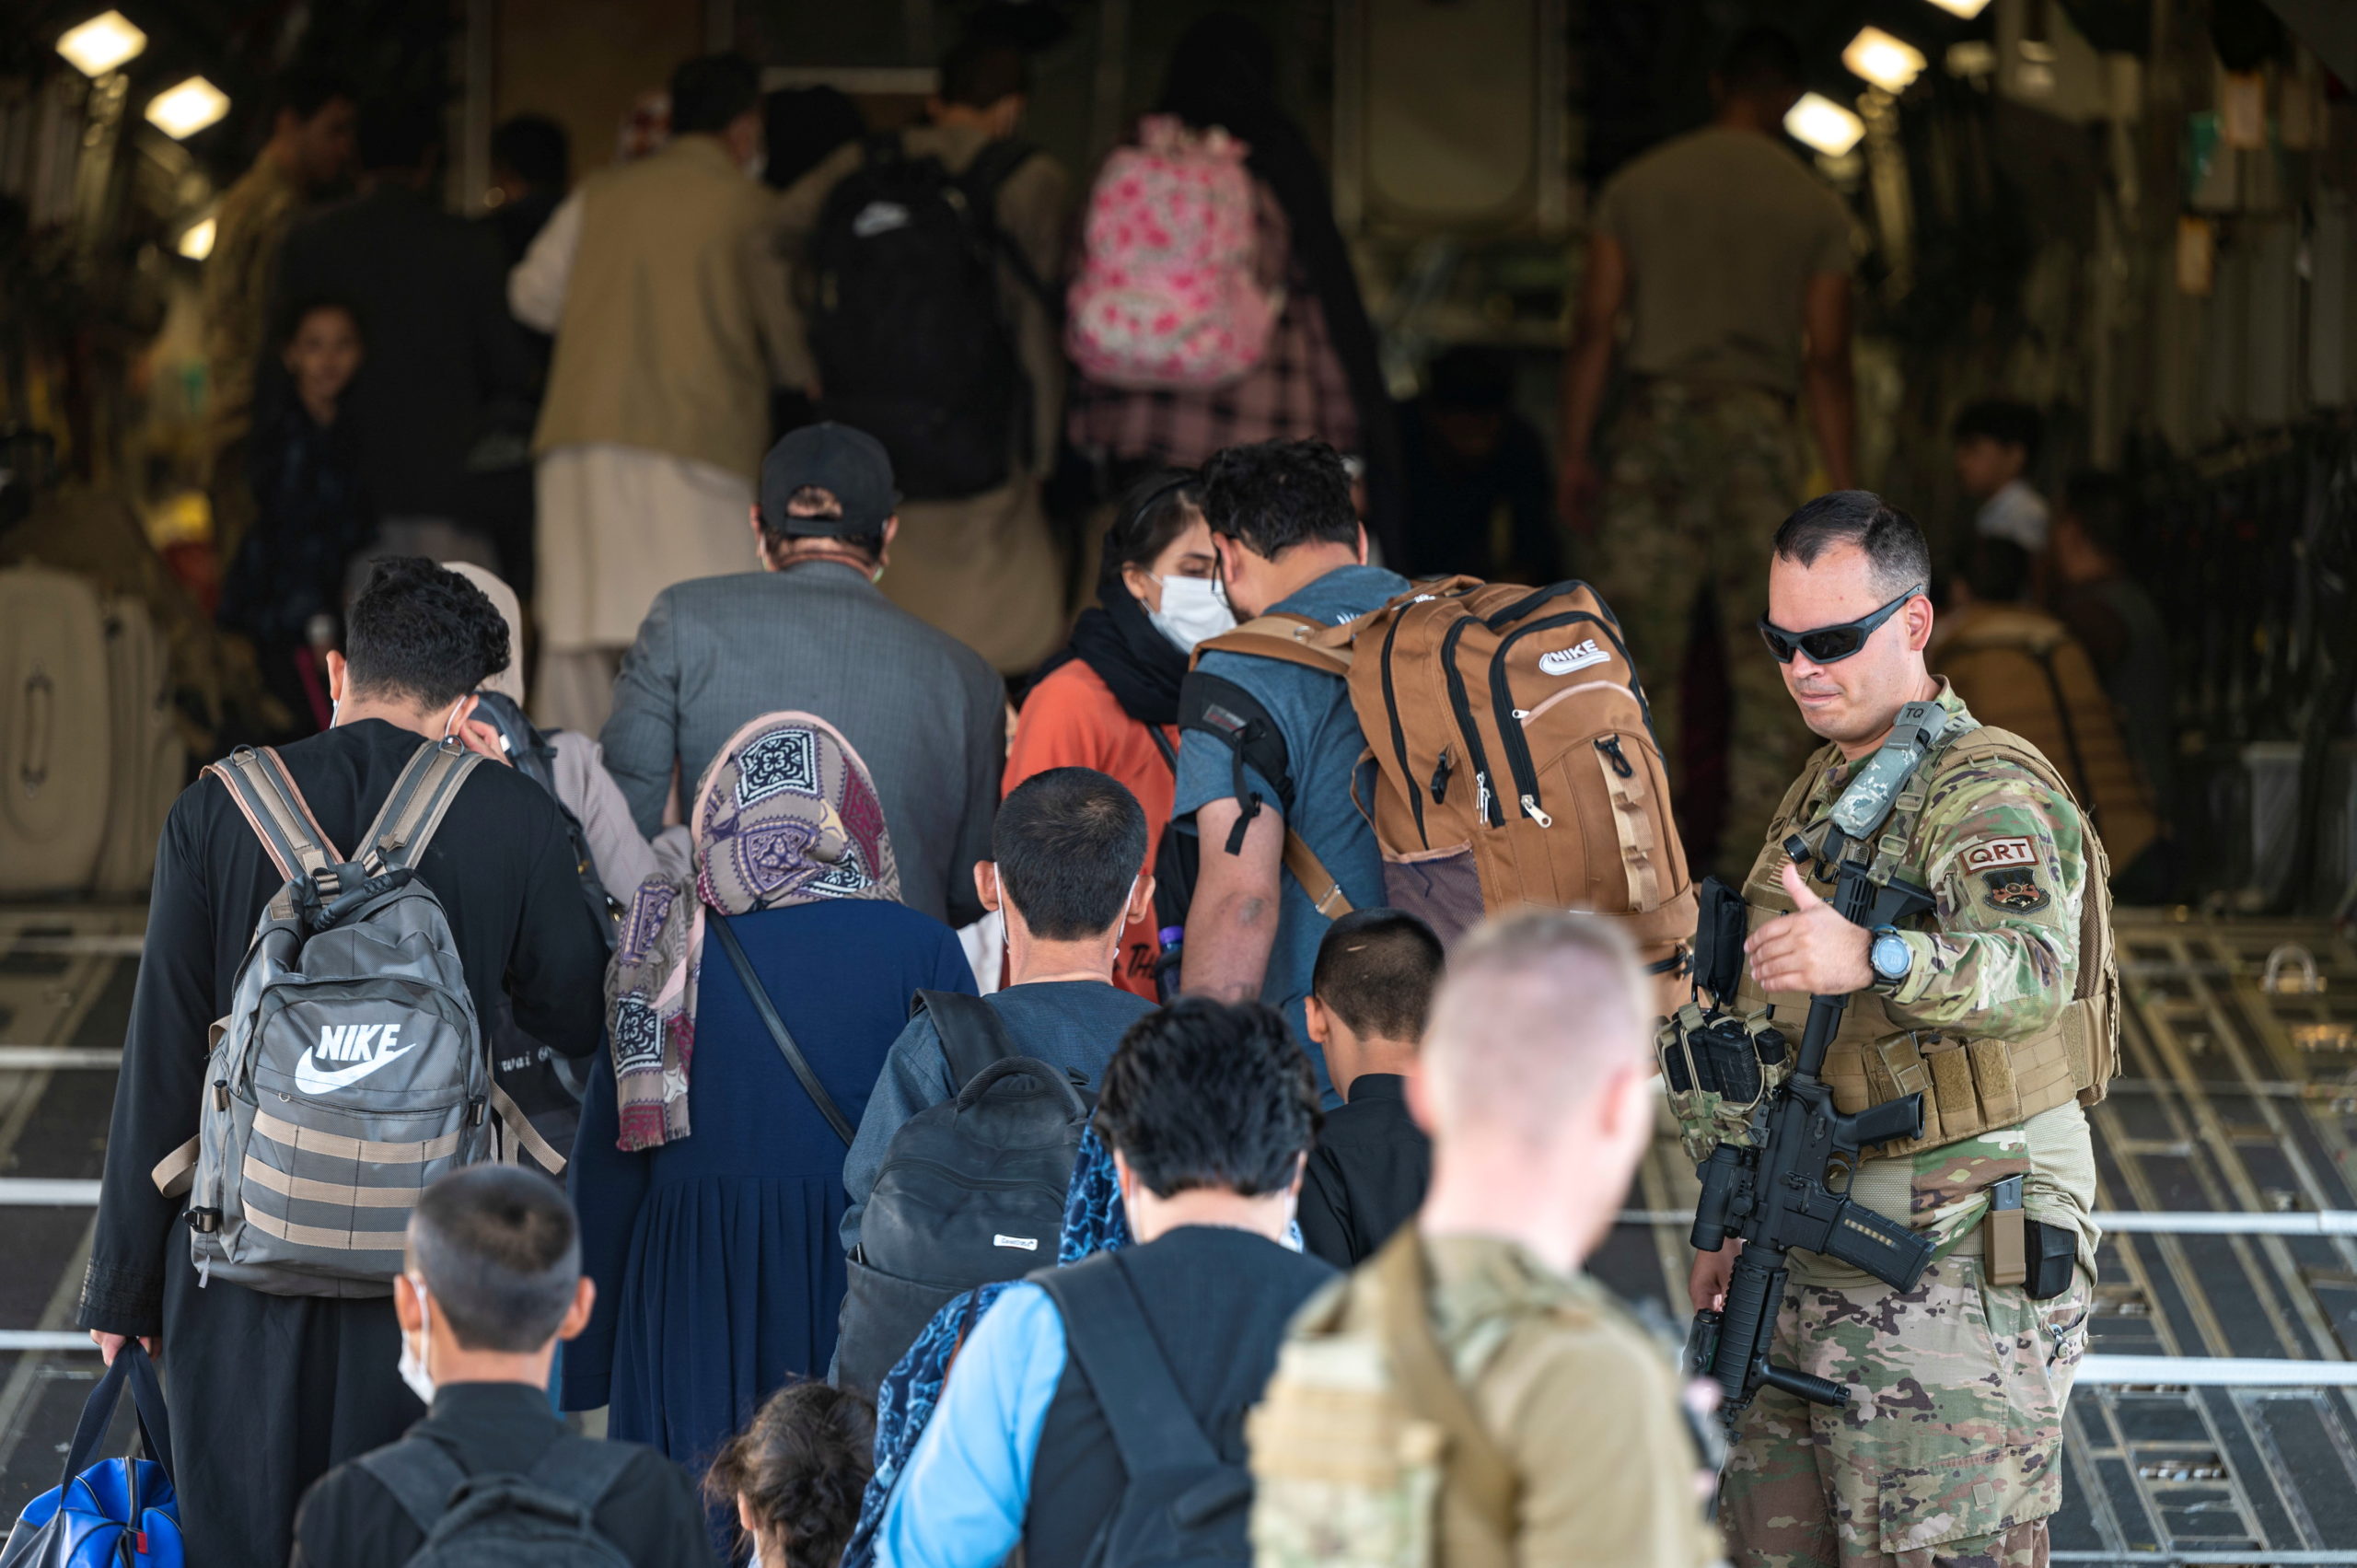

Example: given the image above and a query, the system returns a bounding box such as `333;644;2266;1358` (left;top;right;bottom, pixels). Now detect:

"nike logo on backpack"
293;1024;416;1095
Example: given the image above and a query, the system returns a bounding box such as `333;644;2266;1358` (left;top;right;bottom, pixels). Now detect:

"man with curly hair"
78;558;611;1565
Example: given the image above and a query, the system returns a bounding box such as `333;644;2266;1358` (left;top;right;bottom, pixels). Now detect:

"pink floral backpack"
1065;115;1281;390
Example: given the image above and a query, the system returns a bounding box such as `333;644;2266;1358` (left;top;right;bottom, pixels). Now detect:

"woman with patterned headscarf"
563;711;977;1499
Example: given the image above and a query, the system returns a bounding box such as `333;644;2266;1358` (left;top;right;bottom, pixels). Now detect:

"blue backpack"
2;1342;181;1568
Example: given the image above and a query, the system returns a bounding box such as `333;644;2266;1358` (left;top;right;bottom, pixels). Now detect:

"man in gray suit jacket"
600;424;1004;924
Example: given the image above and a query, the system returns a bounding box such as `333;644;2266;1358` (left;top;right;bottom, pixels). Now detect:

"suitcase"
91;596;184;896
0;565;113;894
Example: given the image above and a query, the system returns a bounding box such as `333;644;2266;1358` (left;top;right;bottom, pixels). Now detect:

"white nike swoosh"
293;1043;418;1096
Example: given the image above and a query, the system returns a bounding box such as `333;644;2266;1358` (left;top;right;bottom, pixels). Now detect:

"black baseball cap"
758;423;899;538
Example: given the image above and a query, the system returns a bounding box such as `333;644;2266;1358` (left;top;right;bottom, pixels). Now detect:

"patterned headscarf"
606;712;900;1151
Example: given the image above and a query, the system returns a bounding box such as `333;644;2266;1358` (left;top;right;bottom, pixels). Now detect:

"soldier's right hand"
1689;1242;1740;1314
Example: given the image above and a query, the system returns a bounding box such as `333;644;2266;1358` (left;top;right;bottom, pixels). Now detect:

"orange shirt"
1004;658;1177;1002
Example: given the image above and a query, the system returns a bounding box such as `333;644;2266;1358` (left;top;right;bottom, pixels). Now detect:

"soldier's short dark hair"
1201;440;1359;558
344;556;512;710
670;53;761;137
1312;909;1446;1042
408;1166;579;1353
1952;400;2045;466
1095;999;1320;1199
993;768;1149;941
1773;491;1932;599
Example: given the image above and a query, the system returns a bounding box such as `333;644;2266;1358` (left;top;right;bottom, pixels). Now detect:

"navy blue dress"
563;899;977;1472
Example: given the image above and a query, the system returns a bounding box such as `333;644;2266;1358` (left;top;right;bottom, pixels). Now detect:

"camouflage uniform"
1592;381;1817;876
1721;679;2100;1568
1250;1231;1720;1568
201;155;306;563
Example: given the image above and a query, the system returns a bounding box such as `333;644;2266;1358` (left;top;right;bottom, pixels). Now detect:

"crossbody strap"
525;1432;641;1515
1037;1253;1222;1475
712;913;856;1146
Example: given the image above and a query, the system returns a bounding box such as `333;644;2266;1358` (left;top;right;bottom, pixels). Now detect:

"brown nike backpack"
1183;577;1697;996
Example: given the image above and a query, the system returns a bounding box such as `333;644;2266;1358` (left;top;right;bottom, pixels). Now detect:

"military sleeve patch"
1981;870;2050;913
1960;836;2038;874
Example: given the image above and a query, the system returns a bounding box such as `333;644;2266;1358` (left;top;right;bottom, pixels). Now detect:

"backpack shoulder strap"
355;1436;472;1537
1036;1254;1222;1475
1195;613;1355;679
524;1434;642;1516
914;989;1016;1088
1372;1231;1517;1539
360;739;483;872
206;745;343;883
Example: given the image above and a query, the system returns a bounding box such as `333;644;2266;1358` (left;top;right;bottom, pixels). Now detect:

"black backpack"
1035;1252;1254;1567
834;990;1093;1394
467;690;621;1173
355;1433;637;1568
803;133;1045;501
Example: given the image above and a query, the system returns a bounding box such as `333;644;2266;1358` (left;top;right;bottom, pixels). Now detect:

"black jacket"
1295;1074;1432;1268
291;1383;715;1568
269;184;535;520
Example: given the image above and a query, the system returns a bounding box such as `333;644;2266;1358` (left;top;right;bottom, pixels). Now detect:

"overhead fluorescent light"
56;10;147;76
1922;0;1992;17
1784;93;1865;157
145;77;229;140
176;216;215;261
1844;27;1928;93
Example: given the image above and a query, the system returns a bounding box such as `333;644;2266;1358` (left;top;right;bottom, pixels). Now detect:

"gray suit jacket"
600;563;1004;924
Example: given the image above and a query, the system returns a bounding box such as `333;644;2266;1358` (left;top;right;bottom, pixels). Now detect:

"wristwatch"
1868;925;1912;990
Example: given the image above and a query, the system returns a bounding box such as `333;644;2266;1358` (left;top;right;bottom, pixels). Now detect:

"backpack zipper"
1378;610;1427;847
1439;614;1504;827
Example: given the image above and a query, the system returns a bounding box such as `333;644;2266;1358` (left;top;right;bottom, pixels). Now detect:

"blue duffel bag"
1;1342;180;1568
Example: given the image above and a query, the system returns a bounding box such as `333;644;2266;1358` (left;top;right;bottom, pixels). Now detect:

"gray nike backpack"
151;740;496;1295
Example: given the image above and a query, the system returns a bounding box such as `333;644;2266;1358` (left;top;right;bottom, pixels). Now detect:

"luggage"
92;595;186;897
0;565;113;894
2;1342;182;1568
150;739;496;1295
834;991;1094;1394
1930;602;2162;875
804;132;1043;501
1065;115;1279;392
1179;577;1697;993
356;1433;637;1568
1036;1251;1255;1567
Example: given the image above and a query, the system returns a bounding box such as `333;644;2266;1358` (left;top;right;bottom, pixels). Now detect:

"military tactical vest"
1730;724;2119;1160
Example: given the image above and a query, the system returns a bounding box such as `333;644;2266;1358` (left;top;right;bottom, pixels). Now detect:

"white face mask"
398;1272;435;1405
1148;574;1236;654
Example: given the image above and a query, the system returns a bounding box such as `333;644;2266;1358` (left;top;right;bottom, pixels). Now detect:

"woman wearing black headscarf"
1065;11;1406;563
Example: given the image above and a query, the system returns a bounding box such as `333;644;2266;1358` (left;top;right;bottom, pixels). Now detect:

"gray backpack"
153;740;494;1295
356;1433;637;1568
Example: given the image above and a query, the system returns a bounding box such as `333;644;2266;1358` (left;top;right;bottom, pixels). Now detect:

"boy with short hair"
1952;398;2049;552
291;1166;712;1568
1296;909;1445;1267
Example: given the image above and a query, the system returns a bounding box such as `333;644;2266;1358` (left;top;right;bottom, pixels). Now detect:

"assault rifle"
1687;698;1963;1424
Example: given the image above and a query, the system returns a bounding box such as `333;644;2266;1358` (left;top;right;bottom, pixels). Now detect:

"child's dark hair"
283;296;363;348
704;1380;877;1567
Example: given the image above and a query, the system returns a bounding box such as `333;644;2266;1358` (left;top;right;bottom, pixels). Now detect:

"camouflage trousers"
1591;381;1816;877
1721;1254;2092;1568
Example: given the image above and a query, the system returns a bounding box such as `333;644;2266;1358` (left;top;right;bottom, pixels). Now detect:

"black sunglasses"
1758;584;1925;665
